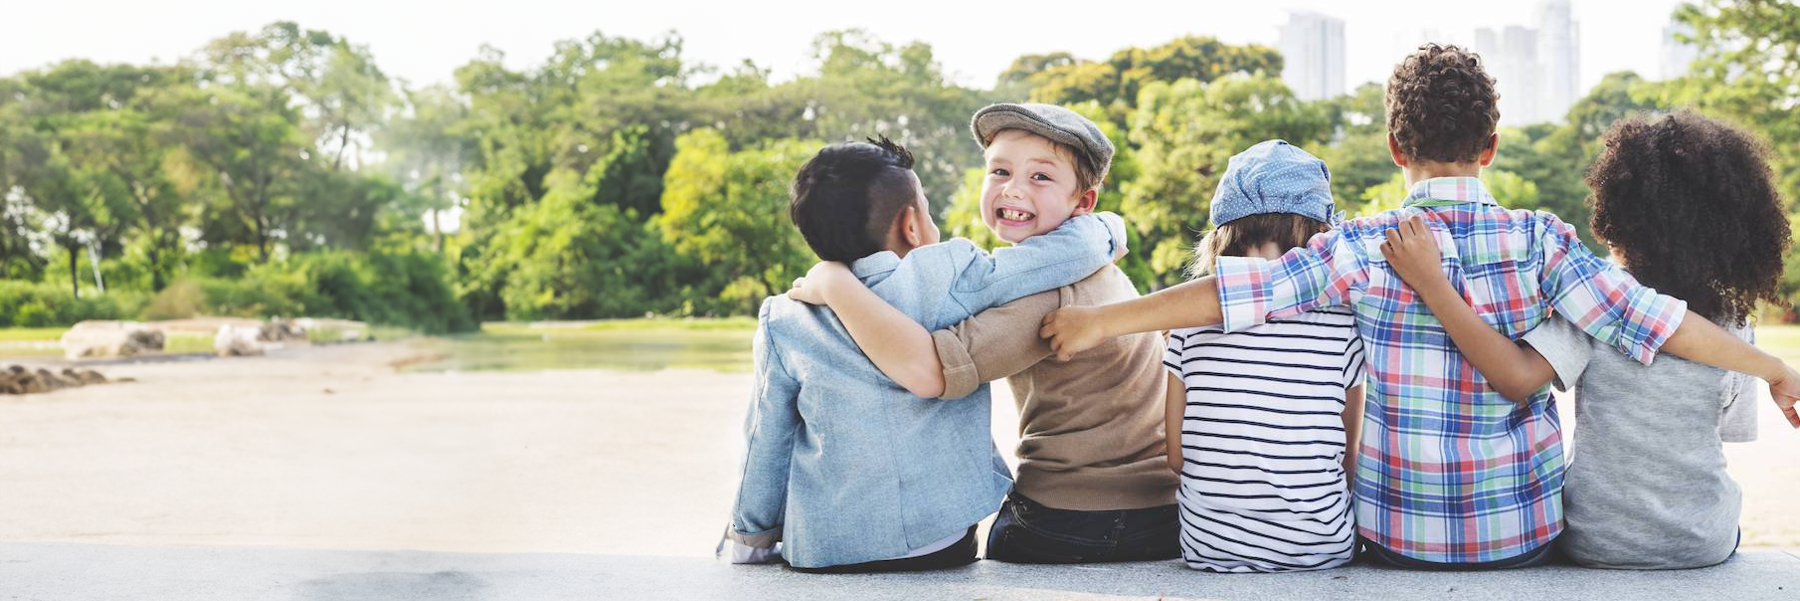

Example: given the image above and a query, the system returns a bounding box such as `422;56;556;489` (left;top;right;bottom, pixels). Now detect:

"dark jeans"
985;491;1179;564
791;526;978;574
1359;536;1558;570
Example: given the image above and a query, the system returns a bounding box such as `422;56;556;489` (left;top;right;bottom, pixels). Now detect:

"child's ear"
1072;188;1099;215
900;205;924;247
1387;133;1409;168
1477;133;1500;167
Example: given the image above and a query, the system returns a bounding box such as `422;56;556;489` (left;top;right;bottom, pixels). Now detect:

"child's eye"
989;168;1009;177
1031;173;1051;181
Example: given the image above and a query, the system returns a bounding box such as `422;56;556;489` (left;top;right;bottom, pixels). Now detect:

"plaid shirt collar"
1402;176;1501;208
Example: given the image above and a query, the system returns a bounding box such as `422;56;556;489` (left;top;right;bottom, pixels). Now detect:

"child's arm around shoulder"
1042;223;1364;361
1381;215;1553;404
1040;275;1222;361
787;261;946;398
1532;213;1800;426
942;212;1127;312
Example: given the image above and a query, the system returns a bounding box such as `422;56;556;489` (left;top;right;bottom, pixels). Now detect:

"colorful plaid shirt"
1213;177;1687;564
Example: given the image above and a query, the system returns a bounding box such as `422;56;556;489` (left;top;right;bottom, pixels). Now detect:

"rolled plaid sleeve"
1215;230;1364;333
1535;213;1686;365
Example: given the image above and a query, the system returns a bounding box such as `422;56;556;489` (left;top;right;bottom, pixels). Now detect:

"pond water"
401;327;754;373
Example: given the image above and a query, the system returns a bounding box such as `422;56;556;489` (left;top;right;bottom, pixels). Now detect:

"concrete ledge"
4;543;1799;600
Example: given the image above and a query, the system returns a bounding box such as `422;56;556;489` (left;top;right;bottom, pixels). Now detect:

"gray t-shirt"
1523;316;1756;569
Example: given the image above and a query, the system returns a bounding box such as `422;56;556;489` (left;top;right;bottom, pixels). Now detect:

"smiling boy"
788;104;1177;564
723;135;1129;572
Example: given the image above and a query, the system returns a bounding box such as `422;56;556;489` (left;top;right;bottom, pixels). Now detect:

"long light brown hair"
1188;213;1332;279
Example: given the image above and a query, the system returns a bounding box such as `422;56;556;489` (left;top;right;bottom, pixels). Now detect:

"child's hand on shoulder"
786;261;854;306
1040;305;1108;361
1380;215;1447;289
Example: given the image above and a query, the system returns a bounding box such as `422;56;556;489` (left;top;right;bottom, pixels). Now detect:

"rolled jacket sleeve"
727;302;803;548
931;288;1065;400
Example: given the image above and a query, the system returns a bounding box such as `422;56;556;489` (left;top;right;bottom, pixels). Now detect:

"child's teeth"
1001;209;1031;221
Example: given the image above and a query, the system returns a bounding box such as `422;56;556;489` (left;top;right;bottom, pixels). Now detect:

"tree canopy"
5;3;1800;329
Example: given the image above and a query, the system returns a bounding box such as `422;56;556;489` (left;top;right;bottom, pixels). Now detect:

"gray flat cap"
970;103;1114;185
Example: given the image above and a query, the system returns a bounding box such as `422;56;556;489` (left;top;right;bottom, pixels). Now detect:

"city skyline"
4;0;1694;107
1279;11;1347;101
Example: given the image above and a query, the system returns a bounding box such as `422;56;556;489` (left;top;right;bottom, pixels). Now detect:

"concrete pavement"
5;542;1798;600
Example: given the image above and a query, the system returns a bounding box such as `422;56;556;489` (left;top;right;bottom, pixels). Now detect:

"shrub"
0;281;148;327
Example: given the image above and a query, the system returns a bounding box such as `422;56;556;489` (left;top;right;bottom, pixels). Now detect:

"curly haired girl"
1379;110;1791;569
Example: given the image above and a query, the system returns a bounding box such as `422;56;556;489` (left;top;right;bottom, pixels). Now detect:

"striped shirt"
1213;177;1687;564
1165;309;1365;572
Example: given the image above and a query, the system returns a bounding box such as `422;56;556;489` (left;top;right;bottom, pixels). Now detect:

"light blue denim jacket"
726;212;1126;568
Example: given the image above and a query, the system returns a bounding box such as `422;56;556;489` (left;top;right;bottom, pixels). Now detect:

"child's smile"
979;130;1090;244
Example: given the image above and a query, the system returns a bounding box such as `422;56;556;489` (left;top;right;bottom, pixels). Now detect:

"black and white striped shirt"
1165;309;1365;572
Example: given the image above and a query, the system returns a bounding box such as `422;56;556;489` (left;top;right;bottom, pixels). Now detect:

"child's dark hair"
1188;213;1331;278
1587;110;1790;326
789;136;919;262
1386;44;1500;164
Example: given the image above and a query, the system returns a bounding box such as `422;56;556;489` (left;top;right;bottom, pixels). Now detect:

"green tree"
376;83;473;254
196;21;399;171
1028;37;1284;118
163;85;310;262
1123;75;1331;285
658;129;816;313
62;104;188;290
485;170;665;319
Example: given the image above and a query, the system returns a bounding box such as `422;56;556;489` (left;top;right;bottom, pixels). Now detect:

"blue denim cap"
1209;140;1335;227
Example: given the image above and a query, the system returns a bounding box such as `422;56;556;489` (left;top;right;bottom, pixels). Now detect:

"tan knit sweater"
932;264;1175;511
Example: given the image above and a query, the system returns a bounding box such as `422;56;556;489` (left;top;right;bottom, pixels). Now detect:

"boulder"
261;319;309;344
60;321;165;360
62;368;107;385
215;325;267;357
35;368;75;390
12;371;48;394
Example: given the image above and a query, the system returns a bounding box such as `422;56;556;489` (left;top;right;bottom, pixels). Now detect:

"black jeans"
985;492;1179;564
1359;536;1558;570
791;526;978;574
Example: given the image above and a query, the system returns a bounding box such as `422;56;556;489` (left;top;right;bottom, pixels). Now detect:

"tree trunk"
333;126;351;171
147;243;164;292
67;243;80;299
431;208;443;255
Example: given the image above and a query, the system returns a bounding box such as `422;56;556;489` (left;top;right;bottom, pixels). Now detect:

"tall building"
1536;0;1581;123
1661;22;1699;80
1278;11;1347;101
1471;1;1581;125
1476;25;1542;124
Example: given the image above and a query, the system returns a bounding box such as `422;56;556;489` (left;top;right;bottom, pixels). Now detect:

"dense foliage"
2;0;1797;328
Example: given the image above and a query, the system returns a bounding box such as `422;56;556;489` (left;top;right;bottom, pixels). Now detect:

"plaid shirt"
1214;177;1687;564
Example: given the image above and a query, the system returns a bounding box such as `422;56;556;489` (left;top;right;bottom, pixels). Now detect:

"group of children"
723;43;1800;573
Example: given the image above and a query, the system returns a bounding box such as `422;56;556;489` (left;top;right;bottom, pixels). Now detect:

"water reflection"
403;327;753;373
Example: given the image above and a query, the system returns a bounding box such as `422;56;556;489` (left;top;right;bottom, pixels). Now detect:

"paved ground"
4;542;1798;601
5;342;1800;599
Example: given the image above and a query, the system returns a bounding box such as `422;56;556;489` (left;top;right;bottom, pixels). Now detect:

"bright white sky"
4;0;1687;94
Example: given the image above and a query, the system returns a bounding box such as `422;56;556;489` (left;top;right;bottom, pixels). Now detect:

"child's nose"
1001;179;1026;199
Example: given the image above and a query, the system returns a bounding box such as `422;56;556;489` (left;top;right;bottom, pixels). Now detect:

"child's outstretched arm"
787;261;945;398
1039;277;1223;361
1659;312;1800;428
1380;215;1553;405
